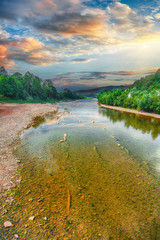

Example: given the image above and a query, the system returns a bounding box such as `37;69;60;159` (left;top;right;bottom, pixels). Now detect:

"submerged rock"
60;133;67;143
64;133;67;141
4;221;13;228
28;216;35;221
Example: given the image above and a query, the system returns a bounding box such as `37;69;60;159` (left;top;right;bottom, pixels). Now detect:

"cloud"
0;45;13;68
71;58;95;63
1;0;160;70
0;36;56;67
51;68;158;86
7;49;55;66
0;0;34;21
25;12;107;38
155;13;160;19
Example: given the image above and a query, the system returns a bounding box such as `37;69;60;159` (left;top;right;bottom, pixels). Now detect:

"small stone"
44;217;47;221
14;234;19;239
16;179;22;184
2;209;8;215
28;216;35;221
92;120;95;123
118;144;121;147
4;221;13;228
64;133;67;141
17;160;21;163
60;139;64;143
98;233;102;237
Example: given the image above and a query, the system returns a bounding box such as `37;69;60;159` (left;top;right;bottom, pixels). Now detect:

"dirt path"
100;104;160;119
0;103;64;200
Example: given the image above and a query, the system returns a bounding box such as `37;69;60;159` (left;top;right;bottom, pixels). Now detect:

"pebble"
16;179;22;184
44;217;47;221
28;216;35;221
64;133;67;141
4;221;13;228
14;234;19;239
37;198;43;202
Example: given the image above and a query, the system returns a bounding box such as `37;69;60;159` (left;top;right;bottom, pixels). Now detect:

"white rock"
64;133;67;141
4;221;13;228
14;234;19;239
28;216;35;221
16;179;22;184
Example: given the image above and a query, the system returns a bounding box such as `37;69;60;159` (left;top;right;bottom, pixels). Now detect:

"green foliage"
0;69;83;102
98;69;160;114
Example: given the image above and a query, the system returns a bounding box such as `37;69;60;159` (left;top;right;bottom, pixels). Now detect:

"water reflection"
1;100;160;240
99;108;160;140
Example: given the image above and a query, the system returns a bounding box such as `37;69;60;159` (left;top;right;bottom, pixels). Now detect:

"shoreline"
99;104;160;119
0;103;65;211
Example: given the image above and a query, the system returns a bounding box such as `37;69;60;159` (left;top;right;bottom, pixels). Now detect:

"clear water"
1;99;160;240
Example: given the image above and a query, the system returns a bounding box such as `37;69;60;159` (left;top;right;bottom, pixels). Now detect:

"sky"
0;0;160;89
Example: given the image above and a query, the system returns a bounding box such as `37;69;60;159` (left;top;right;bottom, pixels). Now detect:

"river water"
1;99;160;239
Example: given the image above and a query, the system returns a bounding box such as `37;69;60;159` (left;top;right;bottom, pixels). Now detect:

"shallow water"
1;99;160;239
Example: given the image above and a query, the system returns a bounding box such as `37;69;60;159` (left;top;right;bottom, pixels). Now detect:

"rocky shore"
0;103;63;208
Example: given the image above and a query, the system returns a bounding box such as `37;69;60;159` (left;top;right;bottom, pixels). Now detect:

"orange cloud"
54;16;107;37
0;37;55;67
36;0;57;14
0;45;13;68
29;50;54;66
13;37;43;52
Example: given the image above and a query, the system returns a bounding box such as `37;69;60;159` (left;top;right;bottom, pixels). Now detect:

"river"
1;99;160;239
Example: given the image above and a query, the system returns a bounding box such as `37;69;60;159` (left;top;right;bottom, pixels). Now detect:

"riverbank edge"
0;103;66;214
99;104;160;119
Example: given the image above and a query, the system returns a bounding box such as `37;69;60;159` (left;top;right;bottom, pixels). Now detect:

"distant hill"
77;85;130;97
98;69;160;114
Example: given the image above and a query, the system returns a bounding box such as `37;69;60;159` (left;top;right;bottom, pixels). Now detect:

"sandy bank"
0;103;64;200
100;104;160;119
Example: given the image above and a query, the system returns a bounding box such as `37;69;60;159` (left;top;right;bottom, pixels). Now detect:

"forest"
0;67;83;102
97;69;160;114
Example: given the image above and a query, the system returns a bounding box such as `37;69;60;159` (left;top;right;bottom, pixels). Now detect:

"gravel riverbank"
100;104;160;119
0;103;64;206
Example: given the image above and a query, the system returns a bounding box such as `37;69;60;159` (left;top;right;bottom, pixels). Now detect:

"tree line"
0;68;83;102
98;69;160;114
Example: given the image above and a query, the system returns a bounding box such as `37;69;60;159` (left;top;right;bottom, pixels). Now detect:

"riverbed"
1;99;160;240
